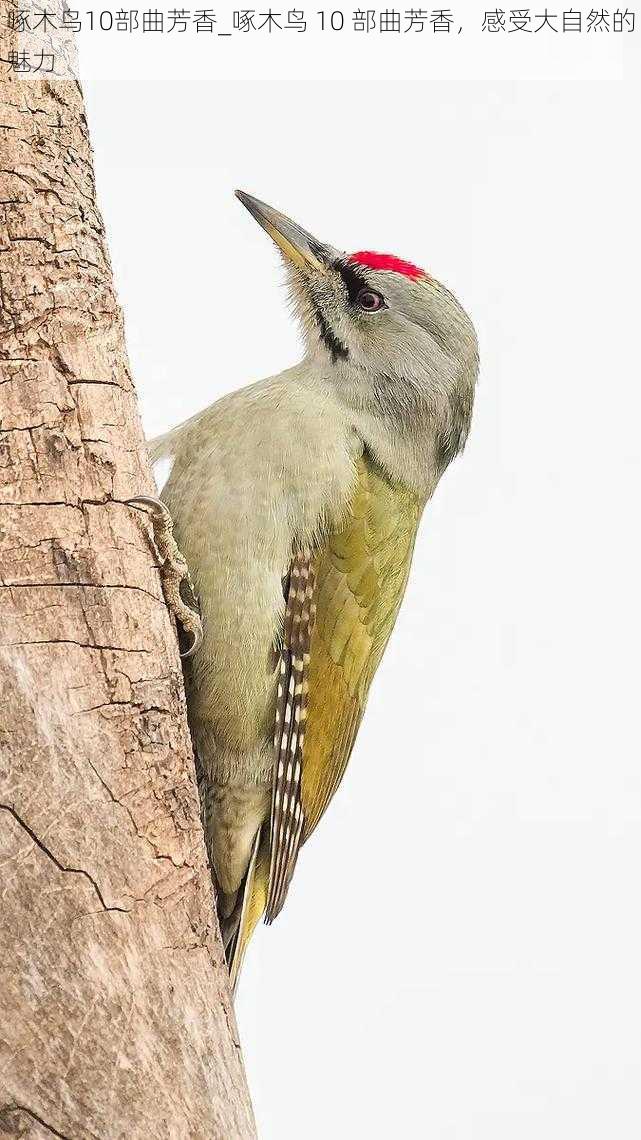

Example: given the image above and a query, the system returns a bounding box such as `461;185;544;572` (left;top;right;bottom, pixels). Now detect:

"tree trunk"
0;56;256;1140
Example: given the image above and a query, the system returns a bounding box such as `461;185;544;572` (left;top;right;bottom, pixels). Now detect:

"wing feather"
267;453;421;921
266;549;316;921
301;455;421;840
232;453;422;985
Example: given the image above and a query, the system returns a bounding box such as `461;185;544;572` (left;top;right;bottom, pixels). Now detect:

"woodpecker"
135;191;478;990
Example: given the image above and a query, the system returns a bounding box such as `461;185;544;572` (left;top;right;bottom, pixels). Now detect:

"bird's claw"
126;494;167;519
127;495;203;658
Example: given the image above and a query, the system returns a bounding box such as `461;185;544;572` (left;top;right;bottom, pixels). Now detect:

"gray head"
236;191;478;498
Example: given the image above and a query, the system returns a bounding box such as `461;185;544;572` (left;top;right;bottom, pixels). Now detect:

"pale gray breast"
152;371;360;755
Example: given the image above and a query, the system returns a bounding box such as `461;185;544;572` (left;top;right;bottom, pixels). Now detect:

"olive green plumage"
228;453;421;982
303;454;421;838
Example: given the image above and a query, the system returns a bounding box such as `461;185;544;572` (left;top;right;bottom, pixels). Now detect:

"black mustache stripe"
312;303;348;363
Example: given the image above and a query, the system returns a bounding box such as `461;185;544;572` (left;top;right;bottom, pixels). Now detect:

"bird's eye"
355;288;384;312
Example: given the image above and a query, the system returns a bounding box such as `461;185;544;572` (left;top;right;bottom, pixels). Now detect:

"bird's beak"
235;190;331;273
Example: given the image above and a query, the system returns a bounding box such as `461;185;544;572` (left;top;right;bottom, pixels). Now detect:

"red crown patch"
348;251;425;280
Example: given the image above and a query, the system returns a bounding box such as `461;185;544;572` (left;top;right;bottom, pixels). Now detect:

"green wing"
230;451;422;977
301;452;422;839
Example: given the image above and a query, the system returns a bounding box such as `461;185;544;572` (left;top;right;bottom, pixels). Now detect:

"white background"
85;77;641;1138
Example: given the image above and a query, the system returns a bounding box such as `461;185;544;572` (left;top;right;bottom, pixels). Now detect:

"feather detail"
229;454;421;987
300;455;421;840
266;549;317;922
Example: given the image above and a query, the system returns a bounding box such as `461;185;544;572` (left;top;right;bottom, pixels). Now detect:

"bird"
132;191;478;991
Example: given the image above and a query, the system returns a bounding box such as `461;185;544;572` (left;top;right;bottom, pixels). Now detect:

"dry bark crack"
0;1103;74;1140
0;804;129;914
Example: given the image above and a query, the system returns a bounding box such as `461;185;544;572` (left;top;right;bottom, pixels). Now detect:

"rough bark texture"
0;49;256;1140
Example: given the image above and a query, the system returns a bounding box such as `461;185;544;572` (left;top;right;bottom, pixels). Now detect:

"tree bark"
0;52;256;1140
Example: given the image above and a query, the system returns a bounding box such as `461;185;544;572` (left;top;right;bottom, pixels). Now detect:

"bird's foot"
127;495;203;658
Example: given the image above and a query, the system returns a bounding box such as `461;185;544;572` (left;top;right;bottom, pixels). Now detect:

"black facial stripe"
312;303;349;363
336;260;370;304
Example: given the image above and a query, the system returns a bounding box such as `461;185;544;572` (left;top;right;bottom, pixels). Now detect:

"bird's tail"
225;826;270;995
